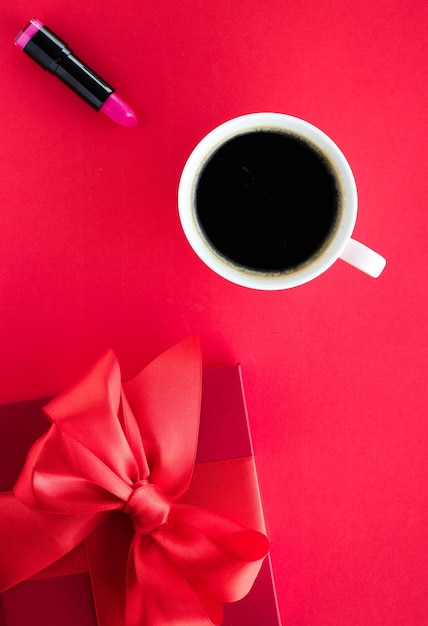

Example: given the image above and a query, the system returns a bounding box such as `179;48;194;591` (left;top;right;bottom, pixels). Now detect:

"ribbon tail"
126;533;217;626
85;513;134;626
0;491;109;592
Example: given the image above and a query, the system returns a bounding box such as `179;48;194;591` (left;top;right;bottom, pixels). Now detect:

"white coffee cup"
178;113;386;290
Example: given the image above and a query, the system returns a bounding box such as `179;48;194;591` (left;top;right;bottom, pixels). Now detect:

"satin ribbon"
0;337;269;626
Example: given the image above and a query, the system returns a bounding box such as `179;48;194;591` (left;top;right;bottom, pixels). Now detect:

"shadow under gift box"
0;366;281;626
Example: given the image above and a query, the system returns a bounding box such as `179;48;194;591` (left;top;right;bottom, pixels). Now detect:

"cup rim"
178;112;358;290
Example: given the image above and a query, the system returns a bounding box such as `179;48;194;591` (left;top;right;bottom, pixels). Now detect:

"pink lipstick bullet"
15;18;138;127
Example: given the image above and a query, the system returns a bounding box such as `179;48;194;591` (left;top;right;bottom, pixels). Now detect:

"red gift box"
0;340;281;626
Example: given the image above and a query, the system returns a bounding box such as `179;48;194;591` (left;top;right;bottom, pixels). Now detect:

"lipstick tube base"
15;18;44;50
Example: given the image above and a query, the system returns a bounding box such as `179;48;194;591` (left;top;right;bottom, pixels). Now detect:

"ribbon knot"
123;480;171;535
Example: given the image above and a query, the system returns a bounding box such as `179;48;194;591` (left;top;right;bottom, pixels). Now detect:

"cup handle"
339;238;386;278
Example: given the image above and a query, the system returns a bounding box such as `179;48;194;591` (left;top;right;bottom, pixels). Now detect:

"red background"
1;1;427;624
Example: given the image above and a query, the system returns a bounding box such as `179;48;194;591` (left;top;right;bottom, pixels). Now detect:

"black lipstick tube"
16;20;114;110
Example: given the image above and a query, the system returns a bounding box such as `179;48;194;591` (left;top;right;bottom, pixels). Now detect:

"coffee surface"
195;130;341;272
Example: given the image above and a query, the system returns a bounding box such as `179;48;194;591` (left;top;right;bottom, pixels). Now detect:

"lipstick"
15;18;138;127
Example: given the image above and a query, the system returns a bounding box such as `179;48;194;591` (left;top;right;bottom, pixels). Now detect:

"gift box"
0;338;281;626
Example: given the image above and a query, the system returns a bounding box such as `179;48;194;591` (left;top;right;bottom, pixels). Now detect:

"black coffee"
195;130;341;273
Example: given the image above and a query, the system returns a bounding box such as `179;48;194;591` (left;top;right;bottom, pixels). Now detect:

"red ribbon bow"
0;337;269;625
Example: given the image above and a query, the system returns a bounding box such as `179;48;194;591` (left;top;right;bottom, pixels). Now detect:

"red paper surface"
0;365;280;626
1;2;427;625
